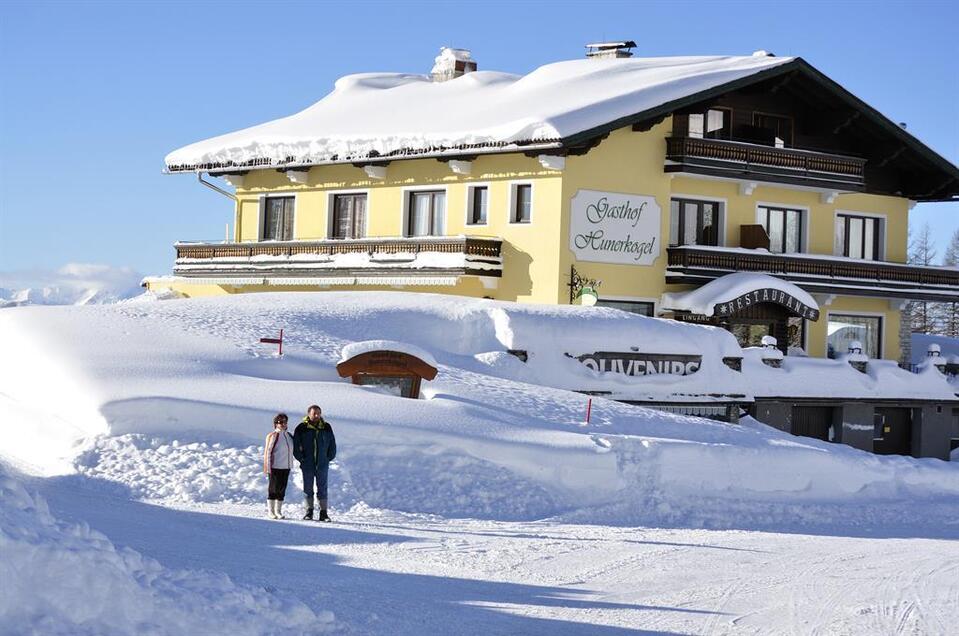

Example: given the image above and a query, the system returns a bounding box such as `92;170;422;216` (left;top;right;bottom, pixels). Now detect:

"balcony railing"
172;236;503;283
665;137;867;190
667;245;959;302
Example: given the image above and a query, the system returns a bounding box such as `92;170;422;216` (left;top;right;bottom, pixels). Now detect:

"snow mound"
3;292;958;527
0;462;335;635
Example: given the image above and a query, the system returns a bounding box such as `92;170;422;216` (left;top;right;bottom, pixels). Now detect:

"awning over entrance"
661;273;820;321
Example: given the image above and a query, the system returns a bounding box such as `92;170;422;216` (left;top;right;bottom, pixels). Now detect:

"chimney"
431;47;476;82
585;41;635;59
760;335;784;368
845;340;869;373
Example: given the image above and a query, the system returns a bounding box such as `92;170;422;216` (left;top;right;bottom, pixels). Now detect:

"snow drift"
0;461;335;635
2;292;957;528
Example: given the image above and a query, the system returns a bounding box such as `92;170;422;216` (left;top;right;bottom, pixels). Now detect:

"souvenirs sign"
713;288;820;321
569;190;661;266
575;351;702;377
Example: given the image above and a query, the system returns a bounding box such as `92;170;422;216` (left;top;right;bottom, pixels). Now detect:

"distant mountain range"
0;264;145;308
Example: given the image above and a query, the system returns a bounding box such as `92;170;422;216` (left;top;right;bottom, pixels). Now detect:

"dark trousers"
268;469;290;500
301;464;329;506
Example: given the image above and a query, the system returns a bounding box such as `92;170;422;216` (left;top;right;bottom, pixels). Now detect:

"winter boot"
275;500;285;519
318;499;331;522
302;495;314;521
267;499;278;519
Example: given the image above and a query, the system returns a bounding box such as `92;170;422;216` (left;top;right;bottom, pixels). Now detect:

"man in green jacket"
292;404;337;521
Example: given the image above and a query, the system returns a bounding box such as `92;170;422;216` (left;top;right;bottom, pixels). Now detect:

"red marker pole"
259;329;284;356
585;398;592;424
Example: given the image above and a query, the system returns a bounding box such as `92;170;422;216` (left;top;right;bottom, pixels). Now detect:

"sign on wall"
713;289;820;321
574;351;702;377
569;190;661;266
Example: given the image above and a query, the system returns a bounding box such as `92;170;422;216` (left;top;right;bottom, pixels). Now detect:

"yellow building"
150;44;959;364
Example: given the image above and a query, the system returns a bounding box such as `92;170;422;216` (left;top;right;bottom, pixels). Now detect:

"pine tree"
907;222;938;334
940;228;959;338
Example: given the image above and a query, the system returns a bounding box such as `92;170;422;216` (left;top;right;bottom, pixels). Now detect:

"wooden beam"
564;133;609;156
832;111;861;135
631;114;668;133
877;146;907;168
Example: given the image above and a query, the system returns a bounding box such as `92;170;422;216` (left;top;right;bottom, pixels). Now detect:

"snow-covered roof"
660;272;819;318
164;55;793;172
339;339;438;368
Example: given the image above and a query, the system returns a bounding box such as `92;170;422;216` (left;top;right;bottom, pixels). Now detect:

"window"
670;198;721;246
835;214;881;260
261;196;294;241
688;108;731;140
827;314;882;359
512;184;532;223
408;190;446;236
753;112;793;148
467;186;488;225
595;299;655;316
759;205;803;254
331;193;367;239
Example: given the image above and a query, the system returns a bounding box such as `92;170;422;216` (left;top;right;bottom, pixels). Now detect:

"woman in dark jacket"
292;404;337;521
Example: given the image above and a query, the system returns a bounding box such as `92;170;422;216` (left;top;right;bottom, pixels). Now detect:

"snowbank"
3;291;959;527
0;461;335;635
165;55;792;170
742;348;957;400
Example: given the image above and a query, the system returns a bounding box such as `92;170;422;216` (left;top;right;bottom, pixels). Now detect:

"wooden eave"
560;58;959;202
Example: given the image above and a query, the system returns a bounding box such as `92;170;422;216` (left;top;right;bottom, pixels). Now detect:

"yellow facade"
151;117;913;360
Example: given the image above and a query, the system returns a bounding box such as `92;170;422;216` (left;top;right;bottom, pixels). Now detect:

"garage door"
791;406;834;441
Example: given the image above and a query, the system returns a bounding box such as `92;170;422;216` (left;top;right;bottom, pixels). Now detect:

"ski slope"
2;291;958;634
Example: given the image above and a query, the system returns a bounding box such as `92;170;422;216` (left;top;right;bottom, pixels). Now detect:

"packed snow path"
39;477;959;635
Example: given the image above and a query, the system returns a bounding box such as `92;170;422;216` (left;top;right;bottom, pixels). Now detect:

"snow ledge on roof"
164;55;794;171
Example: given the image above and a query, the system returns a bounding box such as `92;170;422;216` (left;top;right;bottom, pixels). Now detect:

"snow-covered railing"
172;236;503;280
667;246;959;302
176;236;501;260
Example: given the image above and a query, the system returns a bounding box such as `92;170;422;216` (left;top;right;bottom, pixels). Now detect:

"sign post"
259;329;284;356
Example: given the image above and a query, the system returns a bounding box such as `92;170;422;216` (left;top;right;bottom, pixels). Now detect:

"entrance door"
730;321;776;349
874;408;913;456
791;406;834;441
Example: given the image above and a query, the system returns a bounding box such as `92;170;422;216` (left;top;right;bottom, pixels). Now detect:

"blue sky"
1;0;956;275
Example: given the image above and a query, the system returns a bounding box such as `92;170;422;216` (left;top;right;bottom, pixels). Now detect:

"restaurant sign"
575;351;702;376
713;288;820;321
569;190;661;266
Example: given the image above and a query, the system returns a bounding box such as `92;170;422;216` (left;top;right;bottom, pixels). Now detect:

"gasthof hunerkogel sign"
569;190;661;265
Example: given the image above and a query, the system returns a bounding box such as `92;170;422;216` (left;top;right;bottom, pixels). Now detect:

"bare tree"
907;222;939;334
941;227;959;338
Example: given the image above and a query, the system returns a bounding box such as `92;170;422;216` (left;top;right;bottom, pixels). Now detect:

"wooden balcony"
665;137;867;191
667;246;959;302
173;236;503;285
